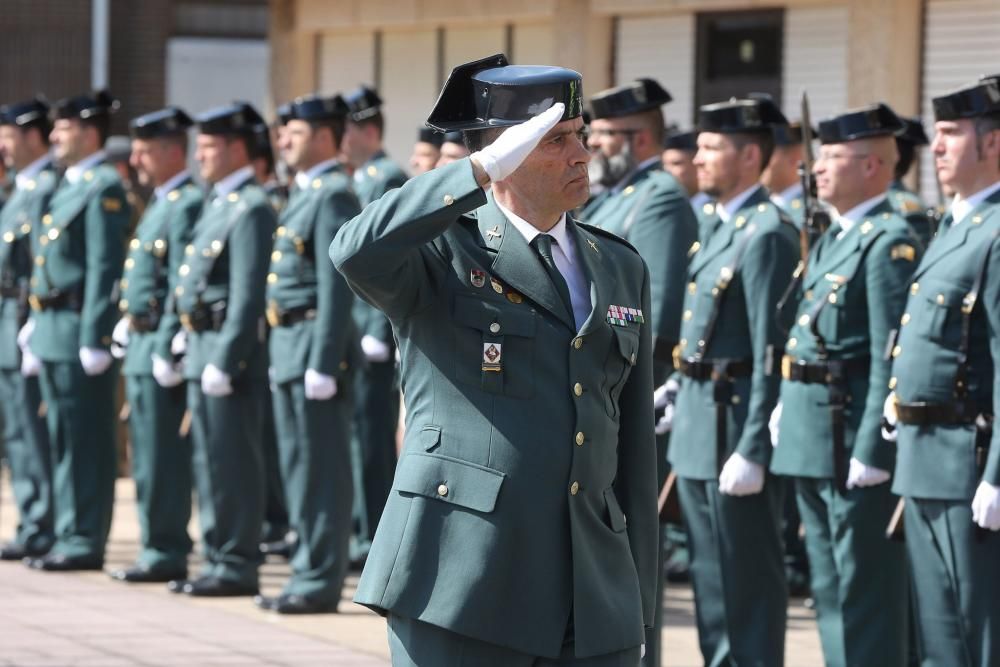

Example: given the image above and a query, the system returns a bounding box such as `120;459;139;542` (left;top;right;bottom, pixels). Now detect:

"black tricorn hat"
589;78;672;119
251;124;273;160
772;121;816;146
52;89;119;120
817;103;905;144
443;130;464;144
426;53;583;132
417;127;443;146
0;96;50;129
662;129;697;151
897;116;929;146
932;78;1000;121
195;101;265;135
343;86;383;123
129;106;193;139
288;93;350;122
698;96;788;134
275;103;293;126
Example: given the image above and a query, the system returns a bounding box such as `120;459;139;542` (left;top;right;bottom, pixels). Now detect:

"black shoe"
254;593;338;614
25;553;103;572
180;576;258;597
259;539;294;559
664;559;690;584
166;578;190;593
1;542;48;561
110;564;187;583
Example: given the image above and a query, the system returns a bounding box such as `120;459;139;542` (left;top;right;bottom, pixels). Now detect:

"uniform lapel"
913;212;976;279
569;218;616;336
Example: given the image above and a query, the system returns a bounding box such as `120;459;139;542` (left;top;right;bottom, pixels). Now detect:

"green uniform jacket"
582;162;698;368
771;199;920;477
121;177;203;375
330;159;658;659
174;178;275;380
0;165;57;369
669;187;799;479
352;151;408;346
888;180;934;248
267;164;361;383
30;162;129;360
892;190;1000;501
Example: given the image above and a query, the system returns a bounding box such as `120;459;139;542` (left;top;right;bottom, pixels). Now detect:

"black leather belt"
128;312;161;333
29;289;82;312
266;302;316;328
675;358;753;381
781;355;871;384
180;302;226;333
895;400;982;426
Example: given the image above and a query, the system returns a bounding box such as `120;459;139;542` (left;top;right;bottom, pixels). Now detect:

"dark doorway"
695;9;784;114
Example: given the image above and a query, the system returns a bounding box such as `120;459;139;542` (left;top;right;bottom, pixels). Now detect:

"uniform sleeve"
209;201;275;376
330;157;486;322
735;226;799;466
309;186;361;376
980;234;1000;486
614;259;658;629
79;182;129;349
155;196;203;360
855;231;920;469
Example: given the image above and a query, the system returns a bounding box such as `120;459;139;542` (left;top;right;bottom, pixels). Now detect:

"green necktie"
531;234;574;319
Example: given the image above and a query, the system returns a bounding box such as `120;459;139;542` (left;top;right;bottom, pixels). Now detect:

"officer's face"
50;118;92;166
195;133;246;184
932;119;1000;195
436;141;470;168
0;125;28;170
587;118;637;158
283;119;317;171
502;117;591;214
409;141;440;175
694;132;743;198
662;148;698;197
341;121;376;168
130;137;173;188
813;142;868;209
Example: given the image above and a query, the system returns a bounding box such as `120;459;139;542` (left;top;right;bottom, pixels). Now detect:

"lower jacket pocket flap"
395;452;506;513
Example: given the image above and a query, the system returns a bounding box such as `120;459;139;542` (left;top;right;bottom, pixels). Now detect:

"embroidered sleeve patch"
890;244;916;262
102;197;123;212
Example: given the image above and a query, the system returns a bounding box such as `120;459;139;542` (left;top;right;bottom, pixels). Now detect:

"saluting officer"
107;107;202;583
253;94;361;614
0;97;56;561
884;77;1000;667
763;121;808;228
332;54;656;665
771;103;920;667
340;85;408;565
890;116;934;247
667;96;799;666
166;102;276;597
22;90;130;571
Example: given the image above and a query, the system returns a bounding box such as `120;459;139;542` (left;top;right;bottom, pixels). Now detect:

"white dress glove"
171;330;187;356
111;317;130;359
971;481;1000;531
471;102;565;183
20;348;41;377
304;368;337;401
881;391;898;442
361;334;391;363
151;354;184;388
201;363;232;397
846;457;891;489
653;378;679;435
17;318;35;350
719;452;765;496
79;346;113;376
769;402;782;448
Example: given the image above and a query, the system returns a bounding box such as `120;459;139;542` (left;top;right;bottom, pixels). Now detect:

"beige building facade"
270;0;1000;202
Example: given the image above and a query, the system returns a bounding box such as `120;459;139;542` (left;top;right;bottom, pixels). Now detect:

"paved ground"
0;476;822;666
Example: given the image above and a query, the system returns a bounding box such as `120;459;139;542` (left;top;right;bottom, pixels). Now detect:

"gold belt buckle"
781;354;793;380
266;301;280;328
180;312;193;331
28;294;43;312
672;344;682;371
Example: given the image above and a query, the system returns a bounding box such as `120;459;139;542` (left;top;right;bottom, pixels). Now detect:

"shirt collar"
717;184;760;222
771;182;802;208
154;170;191;200
611;156;661;193
495;201;576;266
65;150;106;185
212;165;255;198
951;179;1000;225
834;193;887;232
294;158;340;190
14;154;53;190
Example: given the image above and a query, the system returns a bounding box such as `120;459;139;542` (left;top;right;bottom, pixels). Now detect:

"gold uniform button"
489;322;501;334
178;264;190;277
185;244;195;256
798;314;810;326
35;256;44;266
167;190;180;202
271;250;282;262
573;338;583;349
892;345;902;358
20;223;30;234
575;432;585;446
437;484;449;497
211;240;223;254
630;352;636;364
734;215;746;228
573;383;583;397
124;258;135;270
688;282;696;295
2;232;13;243
828;293;837;304
910;283;919;295
732;395;741;405
120;279;128;290
443;194;455;206
227;192;239;202
42;214;53;226
570;482;580;495
175;286;184;296
936;294;945;305
119;299;128;312
787;337;797;349
901;313;910;325
889;377;897;390
130;238;141;250
757;203;767;212
276;226;286;237
47;228;59;241
312;178;322;190
38;235;48;246
683;310;692;321
267;273;278;284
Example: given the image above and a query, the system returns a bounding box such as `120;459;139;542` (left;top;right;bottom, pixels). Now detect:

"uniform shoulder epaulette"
575;219;641;256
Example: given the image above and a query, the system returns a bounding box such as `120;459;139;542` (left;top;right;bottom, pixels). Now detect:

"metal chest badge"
470;268;486;288
482;342;502;372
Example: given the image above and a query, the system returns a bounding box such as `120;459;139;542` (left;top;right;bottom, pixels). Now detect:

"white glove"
79;346;113;376
881;391;898;442
471;102;565;183
846;457;891;489
151;354;184;388
171;330;187;356
111;317;130;359
769;402;782;448
653;378;679;435
304;368;337;401
719;452;765;496
361;334;391;363
971;481;1000;531
20;348;41;377
17;318;35;350
201;363;232;397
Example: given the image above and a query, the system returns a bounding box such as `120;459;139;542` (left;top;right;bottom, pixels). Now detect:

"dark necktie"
531;234;574;319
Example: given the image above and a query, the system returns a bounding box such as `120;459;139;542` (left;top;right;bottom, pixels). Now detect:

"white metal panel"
166;38;269;115
381;29;439;173
444;25;506;72
782;6;849;126
319;31;376;95
920;0;1000;204
616;15;696;129
512;23;554;65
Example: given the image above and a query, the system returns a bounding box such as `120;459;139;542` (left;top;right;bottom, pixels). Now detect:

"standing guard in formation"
771;103;920;667
24;90;130;572
661;129;709;215
168;102;276;596
669;96;799;667
109;106;202;583
763;121;807;228
891;117;935;247
0;98;55;561
254;93;361;614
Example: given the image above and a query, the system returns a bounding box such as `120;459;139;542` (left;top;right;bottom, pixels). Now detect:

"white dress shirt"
950;179;1000;226
212;164;255;201
771;182;803;210
154;170;191;200
716;184;761;223
294;158;340;191
14;154;53;191
832;193;887;238
64;150;107;185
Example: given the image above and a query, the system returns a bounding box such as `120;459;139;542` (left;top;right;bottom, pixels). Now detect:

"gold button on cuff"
573;338;583;349
443;194;455;205
573;383;583;397
437;484;449;497
575;432;585;445
570;482;580;495
489;322;501;334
